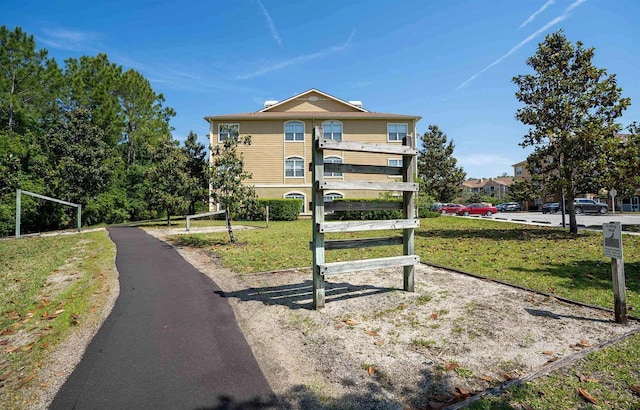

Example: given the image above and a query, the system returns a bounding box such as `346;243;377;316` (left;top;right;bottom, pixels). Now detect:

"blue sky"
3;0;639;178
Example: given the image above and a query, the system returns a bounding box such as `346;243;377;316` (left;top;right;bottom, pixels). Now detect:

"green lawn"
170;216;640;409
172;217;640;312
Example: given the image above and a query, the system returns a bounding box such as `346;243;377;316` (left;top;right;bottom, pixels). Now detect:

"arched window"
284;121;304;141
285;156;305;178
284;192;305;213
322;121;342;141
324;156;343;177
324;192;343;202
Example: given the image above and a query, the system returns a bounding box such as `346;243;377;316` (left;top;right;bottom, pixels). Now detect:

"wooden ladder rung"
319;255;420;276
318;219;419;233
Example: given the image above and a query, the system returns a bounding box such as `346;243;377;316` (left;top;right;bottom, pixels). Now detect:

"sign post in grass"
603;221;626;324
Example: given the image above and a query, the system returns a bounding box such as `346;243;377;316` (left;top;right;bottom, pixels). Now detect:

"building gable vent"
348;100;363;108
264;100;279;108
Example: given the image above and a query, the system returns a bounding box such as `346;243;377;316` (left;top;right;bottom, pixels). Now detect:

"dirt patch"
164;237;639;409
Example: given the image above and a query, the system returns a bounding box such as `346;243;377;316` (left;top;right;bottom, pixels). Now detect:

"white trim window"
322;121;342;141
284;121;304;141
387;123;407;142
324;156;343;177
388;158;402;178
324;192;343;202
218;123;239;142
285;156;305;178
284;192;306;213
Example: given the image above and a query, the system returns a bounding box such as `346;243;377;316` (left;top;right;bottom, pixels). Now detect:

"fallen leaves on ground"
17;373;36;389
444;362;459;371
343;319;357;326
365;330;379;337
21;342;34;352
579;374;599;383
367;366;375;376
577;387;597;404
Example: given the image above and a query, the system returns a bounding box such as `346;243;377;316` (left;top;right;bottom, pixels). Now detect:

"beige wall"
210;118;413;185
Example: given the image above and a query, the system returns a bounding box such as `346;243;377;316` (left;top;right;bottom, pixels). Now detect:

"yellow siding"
209;115;418;207
267;92;362;113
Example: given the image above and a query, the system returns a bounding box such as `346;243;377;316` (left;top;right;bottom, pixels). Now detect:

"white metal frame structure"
15;189;82;238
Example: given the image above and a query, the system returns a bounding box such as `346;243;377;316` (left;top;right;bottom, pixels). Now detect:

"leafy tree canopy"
210;125;257;243
417;124;466;203
513;30;631;233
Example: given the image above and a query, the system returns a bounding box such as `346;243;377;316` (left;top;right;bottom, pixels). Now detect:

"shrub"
84;190;130;225
332;198;403;220
242;199;301;221
420;210;441;218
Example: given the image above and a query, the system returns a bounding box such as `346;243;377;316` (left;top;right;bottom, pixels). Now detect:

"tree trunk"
225;208;235;243
565;194;578;234
166;208;171;226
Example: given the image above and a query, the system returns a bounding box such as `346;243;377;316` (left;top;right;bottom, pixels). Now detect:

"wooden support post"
612;257;627;324
312;127;325;309
603;222;627;324
403;136;416;292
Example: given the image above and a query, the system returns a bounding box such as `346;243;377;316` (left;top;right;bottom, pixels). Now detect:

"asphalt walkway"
51;226;274;410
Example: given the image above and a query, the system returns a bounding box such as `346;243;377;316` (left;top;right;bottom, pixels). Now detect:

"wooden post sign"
603;222;627;324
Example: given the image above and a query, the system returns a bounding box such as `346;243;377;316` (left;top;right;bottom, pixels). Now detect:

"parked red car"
456;203;498;216
438;203;464;214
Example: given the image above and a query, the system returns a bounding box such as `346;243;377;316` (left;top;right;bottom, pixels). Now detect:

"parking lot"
490;211;640;228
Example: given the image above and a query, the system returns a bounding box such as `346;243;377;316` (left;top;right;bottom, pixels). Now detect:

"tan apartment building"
461;177;513;200
205;89;421;216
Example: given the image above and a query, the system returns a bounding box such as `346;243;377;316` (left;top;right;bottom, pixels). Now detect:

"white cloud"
257;0;282;45
457;153;516;178
39;28;97;52
235;29;356;80
519;0;555;29
456;0;587;90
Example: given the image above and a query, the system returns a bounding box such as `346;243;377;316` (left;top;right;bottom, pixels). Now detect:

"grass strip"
169;217;640;311
0;230;116;407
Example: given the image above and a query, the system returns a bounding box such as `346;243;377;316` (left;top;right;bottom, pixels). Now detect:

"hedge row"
242;198;302;221
330;199;441;220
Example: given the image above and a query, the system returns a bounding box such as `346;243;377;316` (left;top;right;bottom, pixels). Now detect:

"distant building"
205;89;421;215
512;148;640;211
461;177;514;200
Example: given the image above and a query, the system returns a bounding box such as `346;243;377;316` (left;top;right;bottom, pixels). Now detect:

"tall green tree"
61;54;124;147
145;135;191;226
604;122;640;210
508;180;537;209
0;26;60;134
513;30;631;234
47;107;116;204
210;125;256;243
181;131;209;215
116;69;175;165
417;124;466;202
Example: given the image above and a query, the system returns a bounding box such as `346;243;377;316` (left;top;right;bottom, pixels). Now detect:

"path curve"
51;226;274;409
